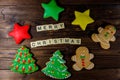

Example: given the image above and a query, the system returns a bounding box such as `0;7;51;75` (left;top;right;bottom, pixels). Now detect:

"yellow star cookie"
72;9;94;31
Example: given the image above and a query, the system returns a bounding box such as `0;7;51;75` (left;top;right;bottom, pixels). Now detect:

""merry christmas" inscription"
31;38;81;48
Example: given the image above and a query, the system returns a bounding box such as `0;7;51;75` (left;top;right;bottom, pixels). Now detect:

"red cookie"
9;23;31;44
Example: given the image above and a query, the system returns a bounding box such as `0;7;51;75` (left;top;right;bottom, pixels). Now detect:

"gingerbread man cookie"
91;25;116;49
71;46;94;71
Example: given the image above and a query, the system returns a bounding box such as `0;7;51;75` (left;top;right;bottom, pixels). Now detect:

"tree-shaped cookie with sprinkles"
10;46;39;74
41;50;71;79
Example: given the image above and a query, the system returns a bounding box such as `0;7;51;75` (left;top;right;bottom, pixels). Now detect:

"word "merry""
31;38;81;48
36;23;65;32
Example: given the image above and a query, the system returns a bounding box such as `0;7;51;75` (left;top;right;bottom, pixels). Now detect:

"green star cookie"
41;0;64;21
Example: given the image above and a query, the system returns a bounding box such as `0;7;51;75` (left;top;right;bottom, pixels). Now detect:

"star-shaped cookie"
72;9;94;31
41;0;64;21
9;23;31;44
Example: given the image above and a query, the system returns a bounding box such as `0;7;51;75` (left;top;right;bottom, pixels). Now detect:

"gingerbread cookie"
71;46;94;71
91;25;116;49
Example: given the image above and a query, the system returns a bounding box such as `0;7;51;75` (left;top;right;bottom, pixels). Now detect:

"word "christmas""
36;23;65;32
31;38;81;48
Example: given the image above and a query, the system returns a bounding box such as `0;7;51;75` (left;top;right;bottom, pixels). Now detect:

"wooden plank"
0;55;120;70
0;47;120;58
0;16;120;30
0;4;119;31
0;27;96;38
0;15;120;27
24;69;120;80
0;5;120;20
0;36;119;49
0;4;120;21
0;23;120;39
0;69;119;80
60;0;120;5
0;0;119;5
0;70;25;80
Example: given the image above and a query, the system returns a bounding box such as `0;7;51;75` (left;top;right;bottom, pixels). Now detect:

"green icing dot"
104;32;109;38
80;55;85;59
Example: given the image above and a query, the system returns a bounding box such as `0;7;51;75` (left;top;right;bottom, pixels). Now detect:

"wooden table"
0;0;120;80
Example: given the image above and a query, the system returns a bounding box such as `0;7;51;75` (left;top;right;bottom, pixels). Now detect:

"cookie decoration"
10;46;39;74
72;9;94;31
41;0;64;21
71;46;94;71
9;23;31;44
91;25;116;49
41;50;71;79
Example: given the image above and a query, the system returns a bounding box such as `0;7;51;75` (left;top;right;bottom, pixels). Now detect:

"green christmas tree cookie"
41;50;71;79
10;46;39;74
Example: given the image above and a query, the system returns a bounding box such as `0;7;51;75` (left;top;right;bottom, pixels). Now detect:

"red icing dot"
22;67;25;72
28;59;31;63
82;59;84;61
16;65;19;70
24;53;27;57
17;58;20;62
29;66;32;71
22;48;24;50
82;64;85;66
20;52;22;57
81;59;85;66
22;60;26;64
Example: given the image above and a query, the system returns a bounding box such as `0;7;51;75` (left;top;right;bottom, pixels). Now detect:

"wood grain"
0;0;120;80
0;0;119;5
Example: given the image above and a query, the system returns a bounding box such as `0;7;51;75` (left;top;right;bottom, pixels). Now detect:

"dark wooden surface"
0;0;120;80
